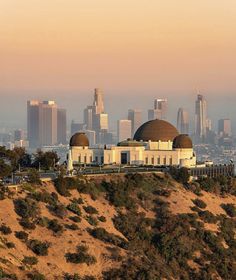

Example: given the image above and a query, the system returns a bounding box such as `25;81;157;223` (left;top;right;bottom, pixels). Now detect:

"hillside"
0;172;235;280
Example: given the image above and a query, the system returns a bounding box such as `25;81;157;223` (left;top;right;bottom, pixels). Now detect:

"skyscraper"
148;109;162;121
177;108;189;134
27;100;66;148
218;119;232;137
14;129;24;142
93;88;104;114
117;120;132;142
57;108;67;144
128;109;142;136
154;99;168;120
195;94;207;141
84;105;94;130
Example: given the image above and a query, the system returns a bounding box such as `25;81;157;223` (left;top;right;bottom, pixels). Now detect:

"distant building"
195;94;207;142
148;98;167;121
177;108;189;134
218;119;232;137
27;100;66;148
71;121;86;136
14;129;24;141
128;109;142;136
83;105;94;130
148;109;161;121
93;88;104;114
117;120;132;142
57;108;67;144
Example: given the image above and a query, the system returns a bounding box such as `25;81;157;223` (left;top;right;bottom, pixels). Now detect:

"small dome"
173;134;193;149
70;132;89;147
133;119;179;142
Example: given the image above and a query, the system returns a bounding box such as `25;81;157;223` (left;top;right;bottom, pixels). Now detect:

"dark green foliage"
83;205;98;215
6;242;15;248
198;210;218;223
221;203;236;217
0;268;18;279
192;198;207;209
51;203;68;219
14;198;39;219
27;169;41;185
88;227;128;249
48;219;63;233
54;175;71;196
69;216;81;223
170;167;190;184
22;256;38;265
86;215;98;226
15;231;28;241
98;215;106;222
67;203;82;216
33;150;59;171
30;191;57;206
64;274;96;280
0;224;12;235
65;223;79;231
19;218;36;230
65;245;96;265
27;272;46;280
27;239;49;256
0;158;12;178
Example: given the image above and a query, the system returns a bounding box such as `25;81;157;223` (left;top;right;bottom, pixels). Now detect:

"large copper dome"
173;134;193;149
133;119;179;142
70;132;89;147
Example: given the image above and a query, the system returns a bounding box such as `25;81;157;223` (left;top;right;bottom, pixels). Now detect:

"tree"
28;169;41;185
0;159;12;178
33;150;59;171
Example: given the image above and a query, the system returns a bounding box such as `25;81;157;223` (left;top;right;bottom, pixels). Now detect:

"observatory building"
67;119;196;170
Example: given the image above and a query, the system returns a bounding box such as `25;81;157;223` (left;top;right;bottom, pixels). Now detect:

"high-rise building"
117;120;132;142
93;88;104;114
71;121;86;136
218;119;232;137
177;108;189;134
14;129;24;141
154;99;168;120
57;108;67;144
148;109;162;121
94;113;108;131
195;94;207;141
84;105;94;130
128;109;142;136
27;100;66;148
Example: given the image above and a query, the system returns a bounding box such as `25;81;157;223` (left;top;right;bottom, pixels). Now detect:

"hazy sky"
0;1;236;130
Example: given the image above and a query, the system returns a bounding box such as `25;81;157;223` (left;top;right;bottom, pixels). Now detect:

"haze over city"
1;1;236;130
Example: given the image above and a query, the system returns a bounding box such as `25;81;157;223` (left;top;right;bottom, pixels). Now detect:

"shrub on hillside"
14;198;39;219
65;245;96;265
98;216;106;222
67;203;82;216
27;272;46;280
27;239;49;256
15;230;28;241
0;268;17;280
65;223;79;231
22;256;38;265
198;210;218;224
192;198;207;209
50;203;68;219
221;203;236;217
69;216;81;223
0;224;12;235
86;215;98;226
83;205;98;215
19;218;36;230
48;219;64;233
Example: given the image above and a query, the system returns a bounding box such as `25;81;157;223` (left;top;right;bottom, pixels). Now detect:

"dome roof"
173;134;193;149
133;119;179;142
117;139;145;147
70;132;89;147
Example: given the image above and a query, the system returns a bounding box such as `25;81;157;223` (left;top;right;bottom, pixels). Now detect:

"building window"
84;156;87;163
169;157;172;165
145;157;148;164
78;155;81;163
90;156;92;162
151;157;154;165
163;157;166;165
157;157;160;165
95;156;98;162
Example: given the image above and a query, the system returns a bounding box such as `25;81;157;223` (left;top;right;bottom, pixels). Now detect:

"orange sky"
1;0;236;95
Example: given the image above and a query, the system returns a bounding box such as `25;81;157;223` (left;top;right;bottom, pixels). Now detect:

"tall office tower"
128;109;142;136
94;113;108;131
84;105;94;130
71;121;86;135
195;94;207;141
117;120;132;142
154;99;168;120
218;119;232;137
14;129;24;141
83;130;96;146
93;88;104;114
27;100;62;148
41;101;58;146
177;108;189;134
148;109;162;121
57;108;67;144
27;100;42;148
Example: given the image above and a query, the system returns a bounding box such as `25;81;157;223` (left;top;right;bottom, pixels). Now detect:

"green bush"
6;242;15;248
14;198;39;219
27;239;49;256
198;210;218;224
69;216;81;223
86;215;98;226
83;205;98;215
221;203;236;217
48;219;64;233
19;218;36;230
27;272;45;280
0;224;12;235
65;223;79;231
192;198;207;209
67;203;82;216
98;216;106;222
65;245;96;265
22;256;38;265
15;231;28;241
